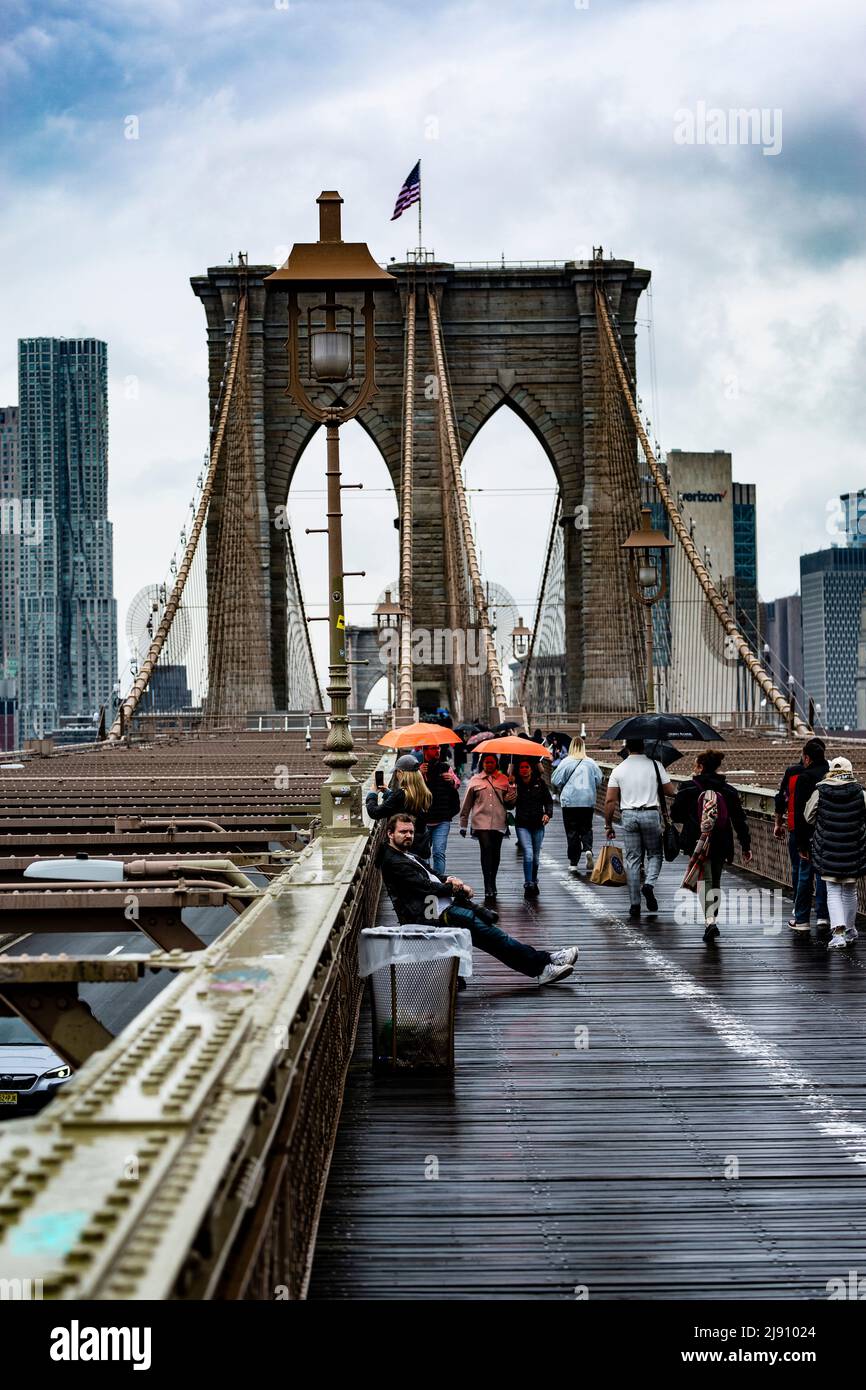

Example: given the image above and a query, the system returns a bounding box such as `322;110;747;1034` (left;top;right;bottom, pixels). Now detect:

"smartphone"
374;769;385;789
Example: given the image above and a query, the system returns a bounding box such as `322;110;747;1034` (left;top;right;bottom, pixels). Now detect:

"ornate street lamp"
373;589;402;716
621;507;674;713
510;616;532;660
266;192;396;831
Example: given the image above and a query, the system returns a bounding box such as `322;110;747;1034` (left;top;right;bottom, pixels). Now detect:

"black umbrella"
454;722;478;738
493;720;521;733
601;713;723;743
644;738;684;768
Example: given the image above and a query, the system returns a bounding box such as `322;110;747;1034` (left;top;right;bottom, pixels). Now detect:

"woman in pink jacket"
459;752;517;905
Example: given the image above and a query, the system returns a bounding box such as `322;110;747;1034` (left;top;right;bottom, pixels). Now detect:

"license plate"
0;1092;17;1104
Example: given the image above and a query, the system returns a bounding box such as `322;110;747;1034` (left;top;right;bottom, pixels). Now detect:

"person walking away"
514;758;553;898
419;744;461;877
671;750;752;943
604;737;675;920
791;741;831;932
804;757;866;950
772;738;829;930
366;757;433;860
459;752;516;905
552;736;602;876
378;813;578;985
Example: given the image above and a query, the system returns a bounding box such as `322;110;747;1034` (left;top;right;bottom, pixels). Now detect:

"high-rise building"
0;406;20;749
760;594;803;695
732;482;758;647
840;489;866;548
18;338;117;740
800;547;866;730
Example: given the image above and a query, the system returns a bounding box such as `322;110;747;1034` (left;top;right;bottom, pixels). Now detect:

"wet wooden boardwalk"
309;814;866;1300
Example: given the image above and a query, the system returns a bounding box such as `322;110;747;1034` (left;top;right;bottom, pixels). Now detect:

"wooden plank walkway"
309;813;866;1300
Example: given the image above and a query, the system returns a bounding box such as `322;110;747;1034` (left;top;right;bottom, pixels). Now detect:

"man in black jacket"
790;745;831;931
377;813;578;986
778;739;828;934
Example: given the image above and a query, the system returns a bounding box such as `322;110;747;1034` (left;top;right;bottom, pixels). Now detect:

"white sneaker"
828;928;857;950
788;918;810;932
585;850;594;872
538;949;577;986
556;945;580;967
816;918;831;929
569;865;581;877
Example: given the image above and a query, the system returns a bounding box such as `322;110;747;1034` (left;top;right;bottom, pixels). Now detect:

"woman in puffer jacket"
804;756;866;950
551;737;603;876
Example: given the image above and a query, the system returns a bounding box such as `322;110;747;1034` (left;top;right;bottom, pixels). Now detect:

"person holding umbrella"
604;737;676;920
419;743;462;876
513;757;553;897
460;750;517;905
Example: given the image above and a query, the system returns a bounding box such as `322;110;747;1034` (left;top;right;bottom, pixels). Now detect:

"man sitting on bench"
377;812;577;987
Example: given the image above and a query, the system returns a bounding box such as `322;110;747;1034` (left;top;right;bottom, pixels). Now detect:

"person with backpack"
671;750;752;943
551;736;603;875
459;752;517;905
772;737;830;931
419;744;462;876
803;756;866;950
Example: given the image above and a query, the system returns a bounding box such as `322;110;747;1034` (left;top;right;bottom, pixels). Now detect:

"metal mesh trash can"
358;926;472;1075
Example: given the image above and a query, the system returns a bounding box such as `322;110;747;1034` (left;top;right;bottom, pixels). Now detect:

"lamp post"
510;616;532;661
373;588;401;719
621;507;674;713
266;192;396;831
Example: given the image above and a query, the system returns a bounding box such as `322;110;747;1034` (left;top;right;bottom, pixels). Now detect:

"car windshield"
0;1017;41;1046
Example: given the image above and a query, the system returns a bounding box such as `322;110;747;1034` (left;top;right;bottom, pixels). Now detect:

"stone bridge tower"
192;255;650;712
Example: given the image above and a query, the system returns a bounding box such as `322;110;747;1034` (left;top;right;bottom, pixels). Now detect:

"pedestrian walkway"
309;812;866;1299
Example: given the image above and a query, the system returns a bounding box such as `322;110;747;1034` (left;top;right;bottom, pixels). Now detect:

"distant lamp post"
510;616;532;661
622;507;674;713
374;589;401;716
265;191;397;832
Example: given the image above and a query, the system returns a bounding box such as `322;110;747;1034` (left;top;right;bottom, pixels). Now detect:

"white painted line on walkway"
542;851;866;1172
107;944;125;956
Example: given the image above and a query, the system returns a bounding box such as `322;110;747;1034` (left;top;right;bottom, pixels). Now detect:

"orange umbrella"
378;721;462;749
477;736;549;759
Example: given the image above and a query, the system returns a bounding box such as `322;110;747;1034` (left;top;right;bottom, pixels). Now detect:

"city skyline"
2;0;864;692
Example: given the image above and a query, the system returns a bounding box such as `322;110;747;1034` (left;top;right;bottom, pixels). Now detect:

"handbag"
590;843;627;886
653;758;681;862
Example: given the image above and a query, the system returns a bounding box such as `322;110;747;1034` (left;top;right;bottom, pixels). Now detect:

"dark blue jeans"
516;826;545;885
794;854;828;923
443;903;550;978
787;832;800;891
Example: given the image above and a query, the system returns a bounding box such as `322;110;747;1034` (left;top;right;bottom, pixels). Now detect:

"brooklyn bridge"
1;193;863;1303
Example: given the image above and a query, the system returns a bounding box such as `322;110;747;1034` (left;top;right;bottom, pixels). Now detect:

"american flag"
391;161;421;220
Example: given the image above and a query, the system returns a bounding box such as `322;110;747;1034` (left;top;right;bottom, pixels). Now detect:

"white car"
0;1016;72;1116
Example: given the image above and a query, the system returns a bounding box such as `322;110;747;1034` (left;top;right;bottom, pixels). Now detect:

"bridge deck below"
310;814;866;1300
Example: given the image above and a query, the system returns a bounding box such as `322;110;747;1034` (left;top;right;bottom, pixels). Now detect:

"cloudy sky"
2;0;864;698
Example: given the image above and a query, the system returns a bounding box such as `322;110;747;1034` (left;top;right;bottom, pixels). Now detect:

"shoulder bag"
653;759;681;862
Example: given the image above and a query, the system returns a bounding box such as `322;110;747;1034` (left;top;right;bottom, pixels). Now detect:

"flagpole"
417;161;422;252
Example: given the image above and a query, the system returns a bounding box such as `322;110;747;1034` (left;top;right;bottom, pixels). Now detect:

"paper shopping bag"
590;843;627;886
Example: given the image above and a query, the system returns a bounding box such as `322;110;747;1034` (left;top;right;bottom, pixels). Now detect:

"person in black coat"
419;745;462;876
772;738;829;928
804;756;866;949
512;757;554;898
376;812;578;984
366;755;433;859
671;750;752;940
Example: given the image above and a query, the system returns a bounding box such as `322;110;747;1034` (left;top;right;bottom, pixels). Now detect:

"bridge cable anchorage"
426;288;509;720
107;294;251;740
594;287;809;736
397;287;416;714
